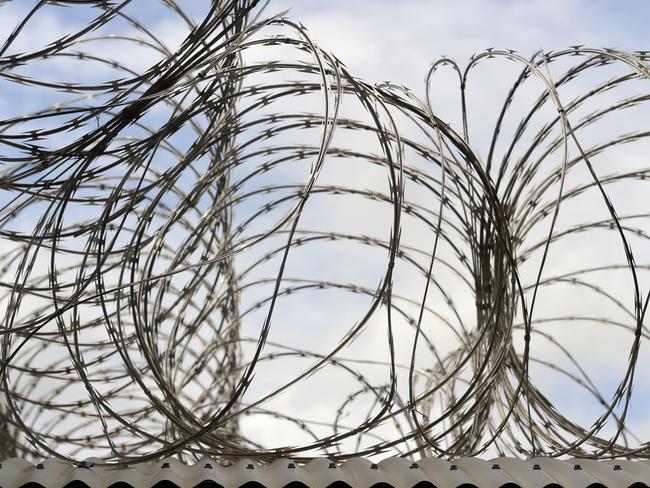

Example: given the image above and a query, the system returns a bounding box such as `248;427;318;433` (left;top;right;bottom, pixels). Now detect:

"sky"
1;0;650;462
242;0;650;457
269;0;650;95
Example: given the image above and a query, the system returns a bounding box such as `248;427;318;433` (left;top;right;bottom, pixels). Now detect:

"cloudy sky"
1;0;650;461
270;0;650;94
245;0;650;454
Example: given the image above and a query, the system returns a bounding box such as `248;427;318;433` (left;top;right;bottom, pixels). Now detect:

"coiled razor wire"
1;0;650;464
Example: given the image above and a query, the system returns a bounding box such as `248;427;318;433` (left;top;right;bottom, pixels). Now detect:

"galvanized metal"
0;0;649;464
1;457;649;488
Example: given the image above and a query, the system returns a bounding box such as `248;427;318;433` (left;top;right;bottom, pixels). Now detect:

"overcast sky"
270;0;649;94
1;0;650;461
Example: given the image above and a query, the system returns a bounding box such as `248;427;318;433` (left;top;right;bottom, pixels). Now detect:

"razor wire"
0;0;650;464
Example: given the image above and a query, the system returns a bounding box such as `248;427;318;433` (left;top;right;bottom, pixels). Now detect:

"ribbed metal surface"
0;457;649;488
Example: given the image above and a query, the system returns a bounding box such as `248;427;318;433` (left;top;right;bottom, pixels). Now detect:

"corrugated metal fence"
0;457;649;488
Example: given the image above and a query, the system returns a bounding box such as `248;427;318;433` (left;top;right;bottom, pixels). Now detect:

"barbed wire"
1;0;650;465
